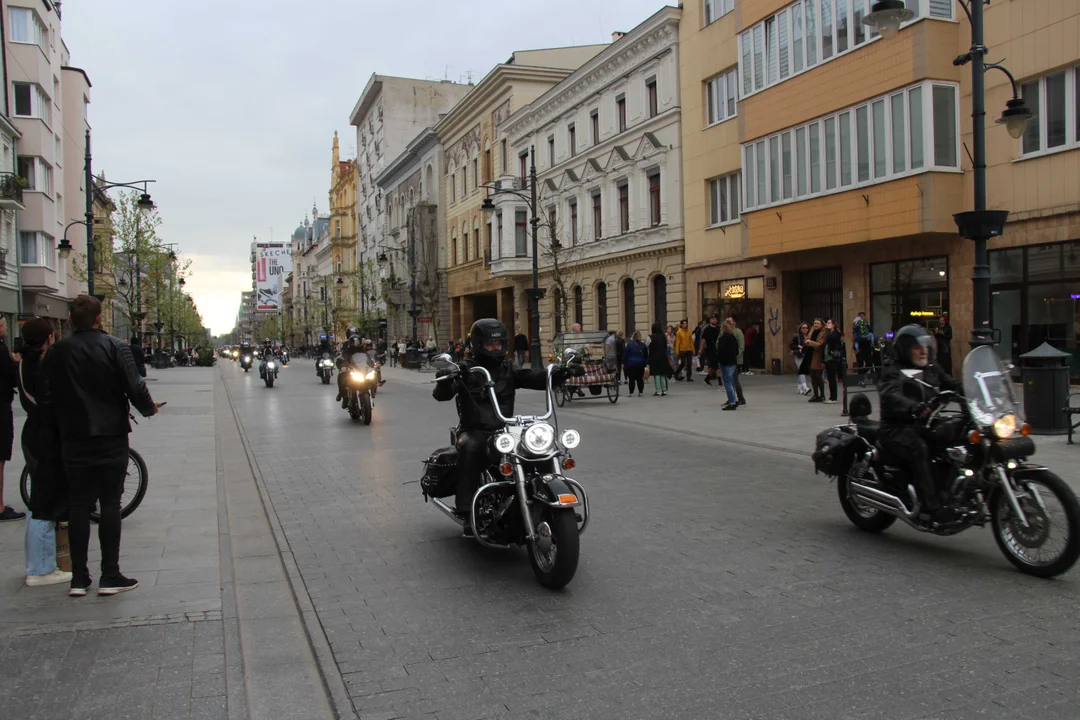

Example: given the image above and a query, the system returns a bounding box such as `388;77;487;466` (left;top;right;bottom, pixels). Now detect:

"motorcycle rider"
433;318;581;537
336;326;370;408
258;338;276;378
877;324;964;522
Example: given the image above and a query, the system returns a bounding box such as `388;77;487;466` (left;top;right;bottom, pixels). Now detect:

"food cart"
550;331;619;405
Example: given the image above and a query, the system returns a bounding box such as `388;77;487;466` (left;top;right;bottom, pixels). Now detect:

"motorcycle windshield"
962;346;1022;427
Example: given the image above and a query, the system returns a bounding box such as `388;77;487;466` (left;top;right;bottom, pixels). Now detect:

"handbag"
643;367;651;380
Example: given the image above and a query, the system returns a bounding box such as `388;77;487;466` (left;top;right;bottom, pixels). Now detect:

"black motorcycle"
815;346;1080;578
317;353;334;384
260;355;279;388
420;353;589;589
239;352;253;372
338;358;375;424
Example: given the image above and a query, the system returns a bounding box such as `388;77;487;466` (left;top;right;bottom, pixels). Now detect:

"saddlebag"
421;446;459;500
812;426;860;477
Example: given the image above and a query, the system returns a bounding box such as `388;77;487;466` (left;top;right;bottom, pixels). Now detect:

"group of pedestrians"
790;319;846;404
3;296;161;596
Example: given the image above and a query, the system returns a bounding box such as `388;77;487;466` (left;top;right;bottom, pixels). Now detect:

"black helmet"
348;335;362;349
892;324;936;368
345;325;360;339
469;318;509;368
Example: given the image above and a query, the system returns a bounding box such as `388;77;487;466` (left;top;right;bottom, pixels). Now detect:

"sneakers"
661;391;667;396
722;403;738;411
738;400;746;406
26;569;72;587
98;575;139;596
0;506;26;521
653;392;660;396
744;370;755;376
628;392;635;397
809;396;824;403
824;399;837;404
69;577;92;597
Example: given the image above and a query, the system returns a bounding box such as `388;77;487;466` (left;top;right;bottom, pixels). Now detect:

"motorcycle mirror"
564;350;579;362
432;353;453;365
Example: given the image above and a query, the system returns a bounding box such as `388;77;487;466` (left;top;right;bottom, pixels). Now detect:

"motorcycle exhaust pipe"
849;481;919;522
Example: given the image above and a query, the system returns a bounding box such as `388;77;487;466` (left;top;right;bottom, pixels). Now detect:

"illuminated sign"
723;283;746;299
909;311;936;317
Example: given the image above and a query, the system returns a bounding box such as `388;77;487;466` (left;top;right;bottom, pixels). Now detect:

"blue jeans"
25;512;58;576
720;365;738;406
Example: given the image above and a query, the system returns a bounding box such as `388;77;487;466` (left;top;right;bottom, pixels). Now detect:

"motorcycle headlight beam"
523;423;556;455
367;370;378;380
494;433;516;454
994;414;1017;439
560;429;581;450
267;362;275;369
349;371;365;382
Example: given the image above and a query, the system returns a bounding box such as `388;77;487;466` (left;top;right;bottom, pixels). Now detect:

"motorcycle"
260;356;279;388
421;352;589;589
280;349;289;366
239;353;253;372
816;346;1080;578
317;353;335;384
338;358;375;424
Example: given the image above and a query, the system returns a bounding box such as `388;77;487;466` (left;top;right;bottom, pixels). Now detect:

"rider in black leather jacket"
433;318;574;535
877;324;964;521
337;326;370;407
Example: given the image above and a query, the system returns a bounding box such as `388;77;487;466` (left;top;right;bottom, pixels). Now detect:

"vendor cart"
550;331;620;405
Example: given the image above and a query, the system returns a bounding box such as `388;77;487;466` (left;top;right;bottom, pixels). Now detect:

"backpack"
812;426;860;477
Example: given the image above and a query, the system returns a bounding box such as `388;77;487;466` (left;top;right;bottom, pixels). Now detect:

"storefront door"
799;267;843;325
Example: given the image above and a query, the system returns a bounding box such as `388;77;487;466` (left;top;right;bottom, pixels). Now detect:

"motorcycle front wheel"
265;374;275;388
321;373;330;385
528;507;580;589
991;470;1080;578
20;448;149;522
360;393;372;426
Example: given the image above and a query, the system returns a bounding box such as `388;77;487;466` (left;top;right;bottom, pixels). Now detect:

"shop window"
869;256;948;338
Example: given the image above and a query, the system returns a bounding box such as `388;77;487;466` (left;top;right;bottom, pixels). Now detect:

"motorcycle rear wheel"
991;470;1080;578
837;474;896;532
528;507;579;590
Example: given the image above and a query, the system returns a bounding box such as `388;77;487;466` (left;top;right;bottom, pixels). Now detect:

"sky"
60;0;670;335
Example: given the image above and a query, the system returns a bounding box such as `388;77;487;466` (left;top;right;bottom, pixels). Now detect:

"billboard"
254;243;291;311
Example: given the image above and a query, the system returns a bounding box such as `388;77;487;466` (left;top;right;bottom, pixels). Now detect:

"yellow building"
328;131;358;315
680;0;1080;372
435;45;608;345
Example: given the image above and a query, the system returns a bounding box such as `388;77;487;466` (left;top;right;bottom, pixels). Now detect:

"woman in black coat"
647;323;670;396
791;323;811;395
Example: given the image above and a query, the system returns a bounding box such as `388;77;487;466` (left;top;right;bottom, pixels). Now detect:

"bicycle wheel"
90;449;150;522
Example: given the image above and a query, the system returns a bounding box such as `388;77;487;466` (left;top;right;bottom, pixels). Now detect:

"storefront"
869;256;950;338
990;240;1080;374
701;276;765;368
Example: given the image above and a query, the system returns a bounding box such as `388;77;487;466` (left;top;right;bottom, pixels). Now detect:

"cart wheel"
556;387;567;407
607;382;619;403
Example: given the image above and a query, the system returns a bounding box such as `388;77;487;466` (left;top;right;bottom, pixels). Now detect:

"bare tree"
535;192;586;339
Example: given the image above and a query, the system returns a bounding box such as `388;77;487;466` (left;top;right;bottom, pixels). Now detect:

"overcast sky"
60;0;670;335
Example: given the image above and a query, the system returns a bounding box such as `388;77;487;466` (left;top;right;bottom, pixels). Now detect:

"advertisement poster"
255;243;291;311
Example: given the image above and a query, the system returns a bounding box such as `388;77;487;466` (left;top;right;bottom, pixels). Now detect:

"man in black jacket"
434;319;575;536
42;296;159;596
877;324;963;522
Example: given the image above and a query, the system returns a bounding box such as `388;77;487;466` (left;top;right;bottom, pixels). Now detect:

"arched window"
553;287;564;335
574;285;584;328
596;282;608;332
653;275;668;327
425;165;434;200
623;278;636;336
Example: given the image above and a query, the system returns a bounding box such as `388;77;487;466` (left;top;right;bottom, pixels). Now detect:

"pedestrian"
717;319;740;411
728;313;747;406
934;313;953;376
129;336;147;378
664;325;677;379
42;295;160;596
0;315;22;522
791;323;811;395
614;330;626;385
700;315;721;386
622;331;647;398
648;323;670;397
18;317;71;586
823;318;845;404
675;319;695;381
389;338;397;367
514;329;528;367
852;311;873;372
804;318;827;403
692;320;705;372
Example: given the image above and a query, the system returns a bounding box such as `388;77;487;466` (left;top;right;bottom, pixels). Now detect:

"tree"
535;193;586;339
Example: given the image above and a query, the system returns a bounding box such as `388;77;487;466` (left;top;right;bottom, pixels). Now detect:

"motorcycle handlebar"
432;362;558;425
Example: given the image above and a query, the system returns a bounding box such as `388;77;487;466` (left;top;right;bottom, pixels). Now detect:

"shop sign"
723;283;746;300
909;311;936;317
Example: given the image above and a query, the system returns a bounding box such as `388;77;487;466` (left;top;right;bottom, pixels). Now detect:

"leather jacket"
42;329;156;440
433;359;550;433
877;361;963;432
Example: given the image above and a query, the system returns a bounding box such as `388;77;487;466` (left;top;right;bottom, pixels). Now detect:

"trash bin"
406;348;421;370
771;358;782;376
1020;342;1072;434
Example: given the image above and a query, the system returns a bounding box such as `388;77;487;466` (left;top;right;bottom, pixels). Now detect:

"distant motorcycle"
239;353;253;372
317;353;335;384
260;356;279;388
338;358;375;424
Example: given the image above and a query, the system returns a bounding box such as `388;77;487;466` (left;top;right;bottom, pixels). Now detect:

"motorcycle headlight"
560;429;581;450
523;423;556;454
993;414;1017;439
367;370;378;380
493;433;516;454
267;362;275;369
243;356;250;362
349;371;365;382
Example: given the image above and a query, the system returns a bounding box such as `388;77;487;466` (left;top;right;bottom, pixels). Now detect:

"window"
451;235;458;265
741;29;753;96
805;0;818;66
12;83;48;120
623;278;636;335
709;172;741;226
496;213;503;258
473;159;479;189
462;167;467;195
766;17;778;85
484;149;491;183
870;256;949;338
574;285;584;327
646;79;658;118
1020;66;1080;157
778;10;790;80
821;0;833;60
704;0;734;25
592;191;602;239
20;232;54;269
450;174;456;202
591;110;599;145
616;96;627;132
519;153;528;183
836;0;849;54
618;182;630;233
648;172;661;226
500;139;508;174
568;124;577;156
569;200;578;244
463;230;469;261
792;4;804;74
596;282;608;331
706;69;739;126
9;7;46;52
547;207;557;244
18;157;51;194
740;80;961;211
548;136;555;166
515;211;528;256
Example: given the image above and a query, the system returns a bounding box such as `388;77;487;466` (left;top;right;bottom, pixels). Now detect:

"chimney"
611;31;626;42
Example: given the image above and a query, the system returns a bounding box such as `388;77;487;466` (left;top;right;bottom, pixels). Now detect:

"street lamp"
864;0;1032;348
481;144;543;367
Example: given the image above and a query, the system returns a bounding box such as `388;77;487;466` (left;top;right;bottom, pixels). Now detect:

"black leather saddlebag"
421;446;459;499
812;426;859;477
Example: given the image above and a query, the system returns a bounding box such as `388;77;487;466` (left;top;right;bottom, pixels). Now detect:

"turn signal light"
499;463;514;476
563;458;576;470
557;493;578;505
968;430;982;444
1020;423;1031;436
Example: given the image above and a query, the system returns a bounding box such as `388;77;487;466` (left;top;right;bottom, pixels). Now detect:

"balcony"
0;174;25;210
490;254;532;277
21;265;59;293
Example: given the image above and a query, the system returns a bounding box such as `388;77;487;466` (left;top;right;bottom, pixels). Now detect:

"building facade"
680;0;1080;373
328;131;358;316
495;10;685;349
375;127;450;342
436;45;608;345
349;75;472;331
